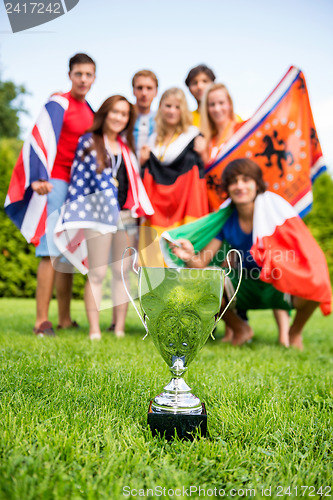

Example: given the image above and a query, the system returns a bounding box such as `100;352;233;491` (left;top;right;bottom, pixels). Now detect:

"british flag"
4;94;69;246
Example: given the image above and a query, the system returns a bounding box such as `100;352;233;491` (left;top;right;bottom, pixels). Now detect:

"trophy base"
147;401;207;440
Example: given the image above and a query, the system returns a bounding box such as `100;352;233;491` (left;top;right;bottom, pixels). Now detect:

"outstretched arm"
171;237;222;268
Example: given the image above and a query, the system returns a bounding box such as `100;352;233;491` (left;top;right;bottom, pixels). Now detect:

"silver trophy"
122;248;242;437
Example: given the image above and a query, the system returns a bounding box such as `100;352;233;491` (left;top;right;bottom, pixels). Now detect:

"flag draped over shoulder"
205;66;326;217
4;95;69;246
160;192;332;316
139;127;208;267
54;134;153;275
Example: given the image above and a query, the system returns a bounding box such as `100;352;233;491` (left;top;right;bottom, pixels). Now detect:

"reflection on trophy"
122;248;241;440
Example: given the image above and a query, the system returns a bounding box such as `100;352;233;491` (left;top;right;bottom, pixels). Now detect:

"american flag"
54;133;120;274
54;134;154;274
4;95;70;246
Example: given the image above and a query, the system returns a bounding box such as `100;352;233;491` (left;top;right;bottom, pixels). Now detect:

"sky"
1;0;333;169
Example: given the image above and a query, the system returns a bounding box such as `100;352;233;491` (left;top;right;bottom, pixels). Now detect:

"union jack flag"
4;95;69;246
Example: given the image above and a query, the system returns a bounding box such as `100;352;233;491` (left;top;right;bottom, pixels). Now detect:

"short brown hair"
132;70;158;88
221;159;266;194
185;64;216;87
69;53;96;72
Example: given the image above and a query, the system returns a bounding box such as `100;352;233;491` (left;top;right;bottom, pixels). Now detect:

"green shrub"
304;173;333;279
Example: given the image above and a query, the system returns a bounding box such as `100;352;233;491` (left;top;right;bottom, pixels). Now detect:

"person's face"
207;88;232;127
104;100;130;135
133;76;158;112
160;95;181;128
69;63;96;101
228;174;257;205
188;72;213;104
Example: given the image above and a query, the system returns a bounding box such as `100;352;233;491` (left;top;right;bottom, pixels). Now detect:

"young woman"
163;159;331;349
138;87;209;267
55;95;153;340
194;83;242;165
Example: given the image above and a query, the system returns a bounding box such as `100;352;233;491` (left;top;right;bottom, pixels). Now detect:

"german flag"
139;128;208;267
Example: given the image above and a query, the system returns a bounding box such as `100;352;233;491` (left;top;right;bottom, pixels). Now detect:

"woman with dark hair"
161;159;331;349
55;95;153;340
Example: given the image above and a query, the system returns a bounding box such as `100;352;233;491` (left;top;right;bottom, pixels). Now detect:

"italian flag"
160;192;331;316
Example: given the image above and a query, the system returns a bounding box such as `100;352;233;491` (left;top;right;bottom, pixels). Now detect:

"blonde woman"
194;83;242;165
139;87;208;267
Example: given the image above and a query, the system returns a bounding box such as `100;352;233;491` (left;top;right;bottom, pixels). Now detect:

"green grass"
0;298;333;500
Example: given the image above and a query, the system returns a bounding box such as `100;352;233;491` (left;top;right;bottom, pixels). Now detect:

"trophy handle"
211;248;243;339
121;246;149;339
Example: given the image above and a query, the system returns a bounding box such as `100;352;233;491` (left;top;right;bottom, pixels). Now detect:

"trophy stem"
152;376;202;414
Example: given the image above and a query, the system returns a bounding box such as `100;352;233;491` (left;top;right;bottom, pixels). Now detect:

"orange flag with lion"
205;66;326;217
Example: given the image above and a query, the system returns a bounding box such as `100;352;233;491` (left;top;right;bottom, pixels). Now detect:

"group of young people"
5;54;331;347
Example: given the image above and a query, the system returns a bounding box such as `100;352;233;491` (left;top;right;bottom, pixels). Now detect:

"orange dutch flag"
205;66;326;216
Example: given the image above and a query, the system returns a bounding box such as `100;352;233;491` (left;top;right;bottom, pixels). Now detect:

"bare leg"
55;271;73;327
288;298;319;350
35;257;55;328
111;229;136;337
273;309;290;347
222;301;254;346
84;230;113;338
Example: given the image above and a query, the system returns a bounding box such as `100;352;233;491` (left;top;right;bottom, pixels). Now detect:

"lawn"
0;298;332;500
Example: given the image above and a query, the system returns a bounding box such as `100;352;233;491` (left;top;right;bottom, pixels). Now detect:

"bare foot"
89;332;101;341
232;324;254;346
221;325;234;343
115;330;125;338
279;339;290;348
289;328;303;350
279;333;290;348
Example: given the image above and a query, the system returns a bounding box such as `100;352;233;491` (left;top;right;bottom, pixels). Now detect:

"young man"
132;69;158;156
185;64;216;127
5;53;96;336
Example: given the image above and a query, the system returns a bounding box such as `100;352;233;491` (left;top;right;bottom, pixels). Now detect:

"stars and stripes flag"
54;134;154;274
205;66;326;217
4;95;69;246
54;134;120;274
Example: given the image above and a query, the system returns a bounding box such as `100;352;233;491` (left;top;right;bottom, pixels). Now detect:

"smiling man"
185;64;216;128
5;53;96;337
132;69;158;157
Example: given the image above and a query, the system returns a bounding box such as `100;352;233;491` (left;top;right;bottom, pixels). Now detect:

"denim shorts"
36;178;69;257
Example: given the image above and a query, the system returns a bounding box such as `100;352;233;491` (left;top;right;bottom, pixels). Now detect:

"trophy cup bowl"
139;266;223;414
122;248;242;438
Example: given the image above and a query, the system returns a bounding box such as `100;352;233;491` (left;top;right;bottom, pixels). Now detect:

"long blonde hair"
155;87;192;144
200;83;235;143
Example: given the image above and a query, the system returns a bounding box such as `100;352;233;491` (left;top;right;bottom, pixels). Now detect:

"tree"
0;78;27;138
